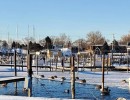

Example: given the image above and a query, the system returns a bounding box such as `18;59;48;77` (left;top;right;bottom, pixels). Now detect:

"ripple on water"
0;78;130;99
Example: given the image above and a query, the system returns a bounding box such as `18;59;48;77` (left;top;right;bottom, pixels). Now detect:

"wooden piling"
93;53;96;69
22;55;23;71
62;57;64;72
36;55;38;75
50;58;52;71
14;50;17;76
11;55;12;69
77;54;79;72
70;56;75;99
83;55;85;71
127;55;129;73
14;50;17;90
90;53;92;71
55;56;58;71
101;54;105;93
27;54;32;97
106;55;108;74
27;54;32;77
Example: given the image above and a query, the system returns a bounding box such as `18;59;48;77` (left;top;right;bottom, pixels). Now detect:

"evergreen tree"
101;41;109;55
45;36;53;49
11;41;16;48
113;39;120;53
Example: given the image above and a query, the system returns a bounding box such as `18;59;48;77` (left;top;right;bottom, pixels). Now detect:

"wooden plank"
0;77;25;84
0;64;51;68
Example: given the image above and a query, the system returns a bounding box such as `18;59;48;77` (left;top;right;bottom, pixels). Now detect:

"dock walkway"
0;77;25;84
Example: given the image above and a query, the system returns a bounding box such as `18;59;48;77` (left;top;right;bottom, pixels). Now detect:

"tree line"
0;31;130;52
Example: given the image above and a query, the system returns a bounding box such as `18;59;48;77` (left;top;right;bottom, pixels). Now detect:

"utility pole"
111;33;115;66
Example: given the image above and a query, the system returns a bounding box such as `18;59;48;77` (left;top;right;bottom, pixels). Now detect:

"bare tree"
59;33;71;46
39;39;46;47
73;38;86;50
2;40;8;48
50;33;71;46
120;32;130;45
86;31;106;45
23;36;35;45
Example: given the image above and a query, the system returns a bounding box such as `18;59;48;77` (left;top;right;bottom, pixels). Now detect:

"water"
0;78;130;99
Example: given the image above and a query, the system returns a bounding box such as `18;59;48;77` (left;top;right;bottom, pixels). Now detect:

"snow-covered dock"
0;76;25;84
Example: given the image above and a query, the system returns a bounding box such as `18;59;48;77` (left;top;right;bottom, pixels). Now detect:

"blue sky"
0;0;130;42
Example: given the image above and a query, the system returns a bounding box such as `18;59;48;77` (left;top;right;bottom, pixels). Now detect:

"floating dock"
0;77;25;84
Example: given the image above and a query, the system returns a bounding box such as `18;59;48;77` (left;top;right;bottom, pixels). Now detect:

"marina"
1;1;130;99
0;49;130;100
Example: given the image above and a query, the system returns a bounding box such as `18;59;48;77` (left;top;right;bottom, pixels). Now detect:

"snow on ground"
0;95;74;100
0;66;130;99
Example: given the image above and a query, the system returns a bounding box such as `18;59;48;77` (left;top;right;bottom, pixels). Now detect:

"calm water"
0;78;130;100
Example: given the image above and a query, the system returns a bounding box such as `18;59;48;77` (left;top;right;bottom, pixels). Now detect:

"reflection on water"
0;78;130;100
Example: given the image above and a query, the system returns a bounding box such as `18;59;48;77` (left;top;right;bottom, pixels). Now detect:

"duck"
80;79;86;83
23;88;28;92
41;83;45;86
54;75;57;78
64;89;69;93
61;77;66;81
100;87;110;95
121;80;128;83
95;85;102;90
75;77;79;80
40;75;44;78
61;81;64;85
1;83;7;87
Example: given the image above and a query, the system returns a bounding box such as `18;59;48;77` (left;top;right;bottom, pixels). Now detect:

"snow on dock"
0;76;25;84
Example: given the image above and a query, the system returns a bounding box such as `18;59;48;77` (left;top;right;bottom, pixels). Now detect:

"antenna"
112;33;116;51
33;25;35;40
8;32;9;44
28;24;30;38
16;25;18;40
112;33;115;40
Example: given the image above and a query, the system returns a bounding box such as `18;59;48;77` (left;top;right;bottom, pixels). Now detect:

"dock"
0;77;25;84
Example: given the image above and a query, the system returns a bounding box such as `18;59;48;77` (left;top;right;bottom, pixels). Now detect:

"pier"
0;77;25;84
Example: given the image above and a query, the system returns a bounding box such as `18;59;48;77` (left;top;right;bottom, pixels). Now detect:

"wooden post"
107;55;108;74
62;57;64;72
11;55;12;69
83;55;85;71
70;56;75;99
56;56;58;71
14;50;17;76
27;54;32;97
127;55;129;73
101;54;105;94
52;58;53;65
36;55;38;75
129;78;130;92
90;53;92;71
22;55;23;71
27;54;32;77
77;54;79;72
14;82;17;94
14;50;17;91
111;51;113;66
109;57;111;67
93;53;96;69
50;58;52;71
